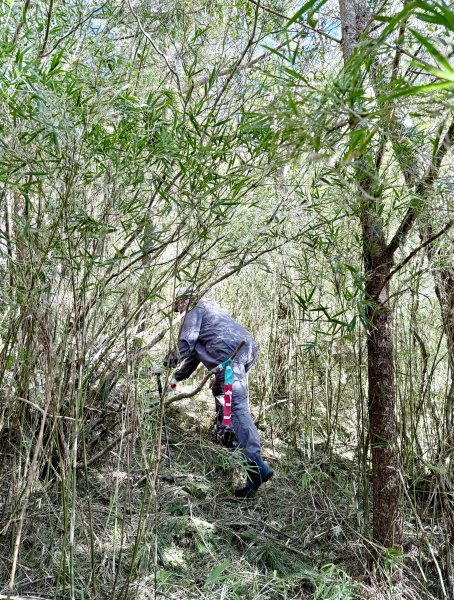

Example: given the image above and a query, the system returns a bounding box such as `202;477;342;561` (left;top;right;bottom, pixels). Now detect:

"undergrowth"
0;386;446;600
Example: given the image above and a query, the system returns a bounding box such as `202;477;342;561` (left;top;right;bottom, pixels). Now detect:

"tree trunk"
362;216;401;547
338;0;403;547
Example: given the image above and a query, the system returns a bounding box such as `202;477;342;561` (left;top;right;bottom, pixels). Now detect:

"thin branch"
152;34;300;110
199;241;288;295
386;205;416;257
81;224;184;323
246;0;341;43
39;0;54;57
165;371;214;405
17;396;76;421
76;426;135;469
390;0;409;80
40;5;105;58
381;221;453;295
208;0;261;116
11;0;32;45
387;120;454;255
417;120;454;193
127;0;182;93
246;0;287;20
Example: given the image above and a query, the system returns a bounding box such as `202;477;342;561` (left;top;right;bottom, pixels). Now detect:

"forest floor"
0;387;444;600
84;390;441;600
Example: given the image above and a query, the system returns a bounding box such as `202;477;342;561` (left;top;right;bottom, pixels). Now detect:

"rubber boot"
234;456;273;499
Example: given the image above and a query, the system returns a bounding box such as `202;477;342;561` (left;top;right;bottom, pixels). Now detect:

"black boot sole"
234;490;256;500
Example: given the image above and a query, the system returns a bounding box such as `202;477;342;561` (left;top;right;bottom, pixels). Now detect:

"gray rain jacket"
166;299;256;381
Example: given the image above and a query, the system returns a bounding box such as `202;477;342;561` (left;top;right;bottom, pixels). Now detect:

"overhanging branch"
387;119;454;255
379;221;453;297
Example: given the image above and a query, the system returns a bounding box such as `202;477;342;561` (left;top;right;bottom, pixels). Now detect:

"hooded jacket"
166;298;256;381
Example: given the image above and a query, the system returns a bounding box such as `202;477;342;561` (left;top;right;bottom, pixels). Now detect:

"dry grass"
0;383;447;600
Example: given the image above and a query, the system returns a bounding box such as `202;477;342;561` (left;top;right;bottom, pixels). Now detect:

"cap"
175;285;195;300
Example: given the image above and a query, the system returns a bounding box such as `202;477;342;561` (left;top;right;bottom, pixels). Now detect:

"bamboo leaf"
285;0;329;28
205;561;231;585
409;27;454;73
381;80;454;101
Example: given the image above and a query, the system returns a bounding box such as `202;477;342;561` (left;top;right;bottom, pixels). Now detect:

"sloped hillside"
0;382;441;600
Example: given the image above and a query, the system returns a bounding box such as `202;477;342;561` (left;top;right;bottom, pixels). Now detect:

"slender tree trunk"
339;0;403;548
362;221;401;547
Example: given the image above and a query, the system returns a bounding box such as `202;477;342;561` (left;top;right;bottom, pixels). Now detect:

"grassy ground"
96;394;363;600
0;387;444;599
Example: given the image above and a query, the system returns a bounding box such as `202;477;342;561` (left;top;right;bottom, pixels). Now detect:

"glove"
170;377;177;389
163;349;179;368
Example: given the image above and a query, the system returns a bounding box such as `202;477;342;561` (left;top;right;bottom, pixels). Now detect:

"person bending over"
163;287;273;498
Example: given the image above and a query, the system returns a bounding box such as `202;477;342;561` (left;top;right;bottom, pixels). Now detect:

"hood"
196;298;219;311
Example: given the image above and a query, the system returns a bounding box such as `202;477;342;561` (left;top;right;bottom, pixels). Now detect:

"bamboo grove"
0;0;453;598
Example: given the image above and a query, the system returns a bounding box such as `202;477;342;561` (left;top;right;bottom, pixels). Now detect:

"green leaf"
409;28;454;74
381;80;454;101
48;49;65;76
422;65;454;82
285;0;329;28
414;1;454;30
261;44;291;63
425;463;447;474
205;561;231;585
